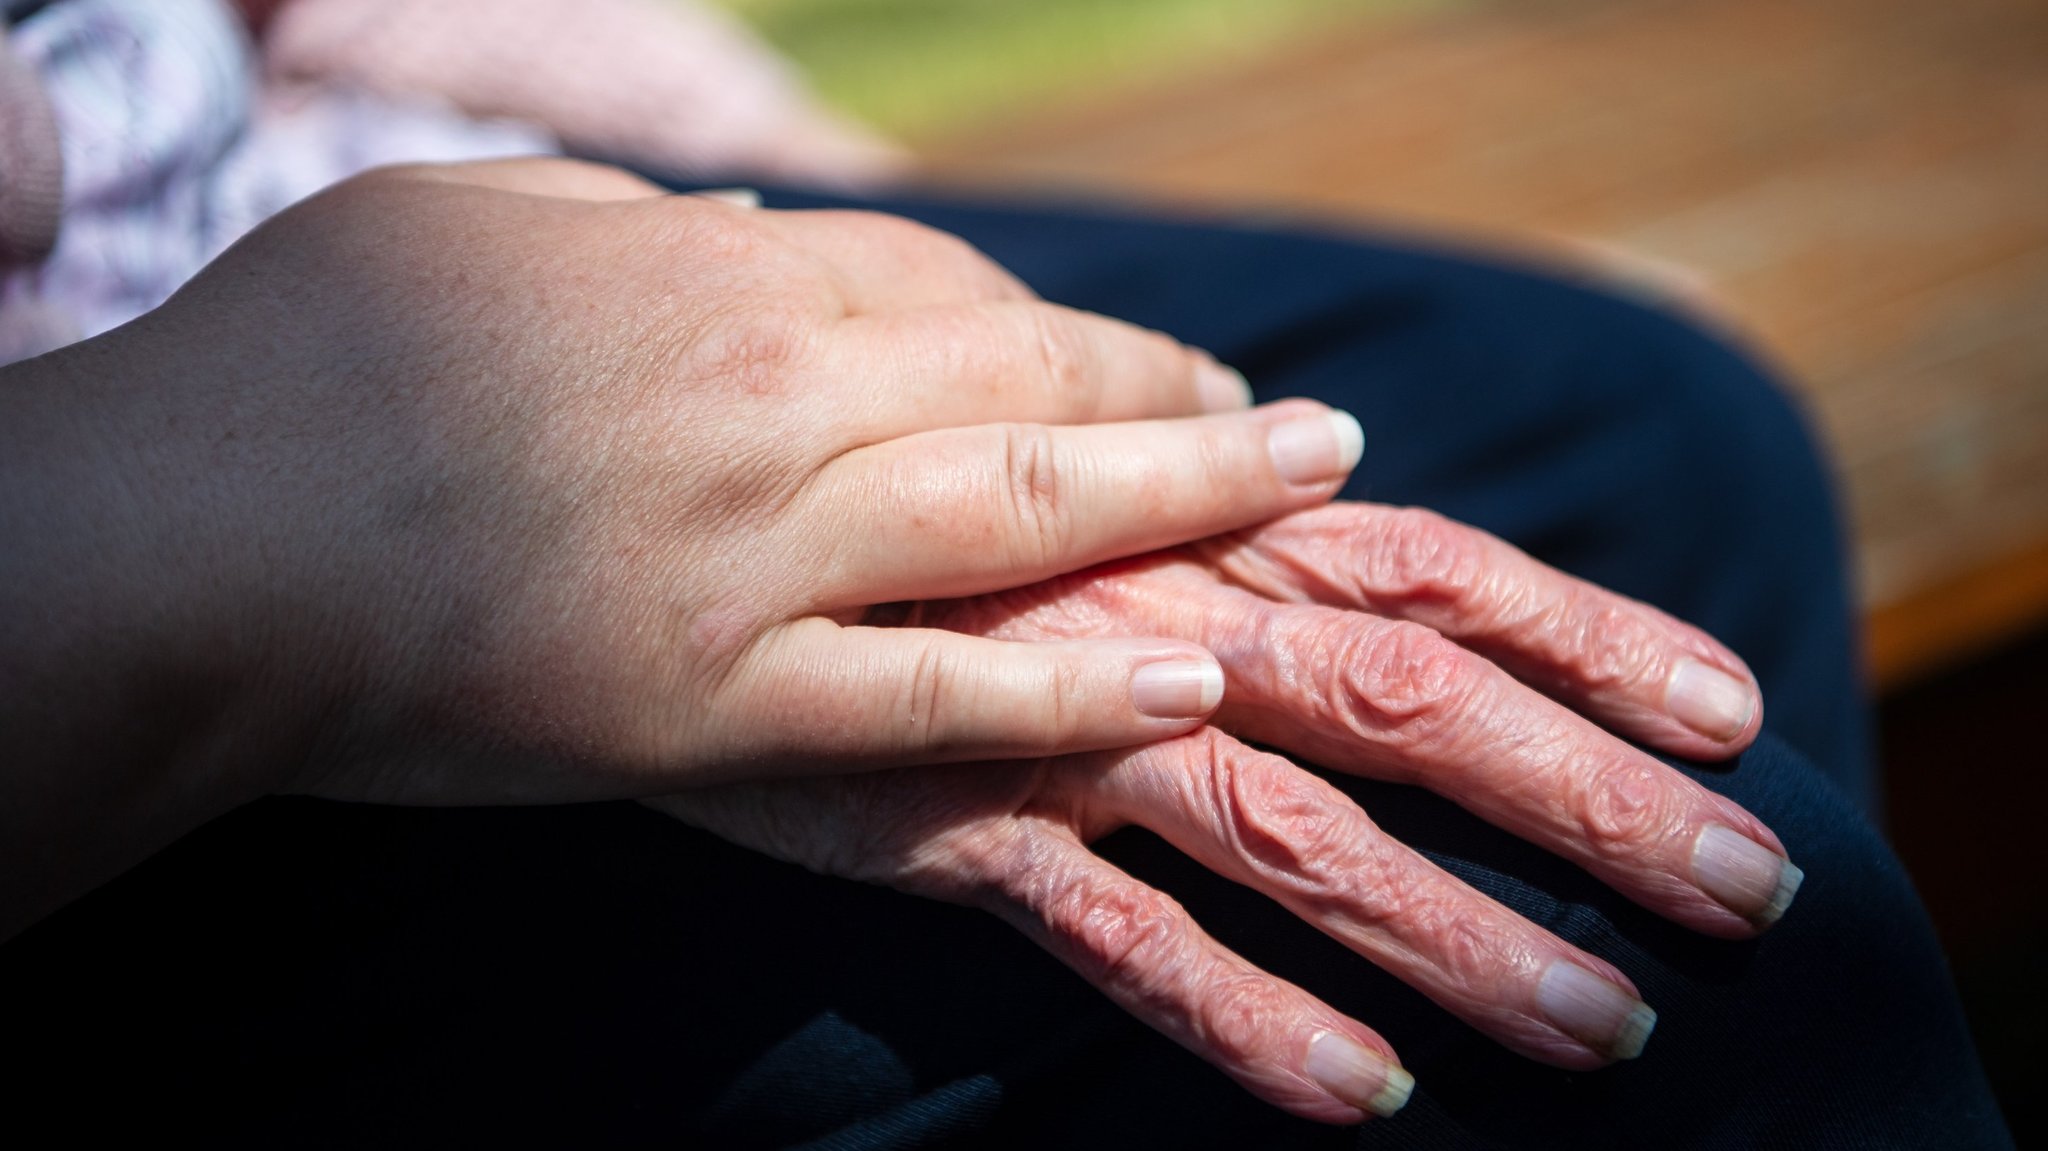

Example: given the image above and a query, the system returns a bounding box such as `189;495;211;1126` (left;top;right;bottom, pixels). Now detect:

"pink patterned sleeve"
260;0;908;187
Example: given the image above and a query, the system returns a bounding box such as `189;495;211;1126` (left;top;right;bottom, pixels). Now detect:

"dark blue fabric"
0;191;2002;1148
705;1012;919;1146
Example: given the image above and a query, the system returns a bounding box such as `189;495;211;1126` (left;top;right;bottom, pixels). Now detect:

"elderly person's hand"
0;158;1364;934
650;503;1794;1125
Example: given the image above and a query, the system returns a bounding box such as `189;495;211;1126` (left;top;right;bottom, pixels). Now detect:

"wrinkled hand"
46;157;1371;809
651;503;1796;1124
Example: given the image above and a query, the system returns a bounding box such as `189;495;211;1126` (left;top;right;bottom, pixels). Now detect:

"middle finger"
1060;571;1800;938
1219;599;1799;938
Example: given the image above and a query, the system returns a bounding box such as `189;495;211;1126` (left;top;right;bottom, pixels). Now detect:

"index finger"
806;401;1361;609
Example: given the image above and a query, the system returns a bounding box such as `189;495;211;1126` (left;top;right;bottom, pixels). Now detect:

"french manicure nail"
1268;409;1365;485
1536;962;1657;1059
1693;824;1804;927
1195;359;1255;411
1305;1032;1414;1118
1667;659;1756;741
1130;657;1224;719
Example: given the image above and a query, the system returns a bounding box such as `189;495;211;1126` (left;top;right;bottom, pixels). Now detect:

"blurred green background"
705;0;1453;139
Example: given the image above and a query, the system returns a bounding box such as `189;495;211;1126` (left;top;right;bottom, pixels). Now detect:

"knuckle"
1196;971;1297;1064
1572;760;1680;859
694;310;809;397
1028;308;1105;416
1334;620;1478;741
900;638;957;755
1213;748;1361;888
1368;508;1491;606
1200;736;1436;928
673;204;773;263
1060;883;1193;997
1555;590;1658;691
1189;411;1238;486
998;423;1071;568
1410;903;1519;997
1038;656;1084;751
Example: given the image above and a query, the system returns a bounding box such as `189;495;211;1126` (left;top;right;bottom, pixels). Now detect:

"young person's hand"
0;159;1362;933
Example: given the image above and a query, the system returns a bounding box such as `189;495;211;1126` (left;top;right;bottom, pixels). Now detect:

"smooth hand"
652;504;1794;1124
4;158;1368;811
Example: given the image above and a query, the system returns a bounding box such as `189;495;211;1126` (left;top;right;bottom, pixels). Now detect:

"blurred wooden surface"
920;0;2048;690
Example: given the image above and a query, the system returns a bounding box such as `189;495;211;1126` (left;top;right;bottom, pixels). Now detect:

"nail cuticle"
1667;659;1757;741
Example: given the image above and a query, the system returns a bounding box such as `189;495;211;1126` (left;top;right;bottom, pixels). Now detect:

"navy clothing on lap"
0;192;2002;1148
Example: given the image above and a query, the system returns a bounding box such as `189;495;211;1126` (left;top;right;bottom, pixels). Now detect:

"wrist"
0;332;280;937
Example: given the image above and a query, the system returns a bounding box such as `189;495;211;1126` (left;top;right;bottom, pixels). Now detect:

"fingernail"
1692;824;1804;927
691;187;762;208
1667;659;1756;741
1536;962;1657;1059
1305;1032;1414;1118
1130;656;1225;719
1268;409;1364;485
1194;359;1255;411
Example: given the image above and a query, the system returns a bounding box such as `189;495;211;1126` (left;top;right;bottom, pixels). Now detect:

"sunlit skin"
0;158;1370;928
657;503;1786;1124
1;158;1795;1127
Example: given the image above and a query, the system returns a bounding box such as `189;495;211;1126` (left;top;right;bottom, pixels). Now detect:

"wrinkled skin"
652;503;1786;1125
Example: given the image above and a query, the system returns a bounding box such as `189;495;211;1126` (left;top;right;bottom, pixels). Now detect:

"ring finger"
1065;729;1660;1068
